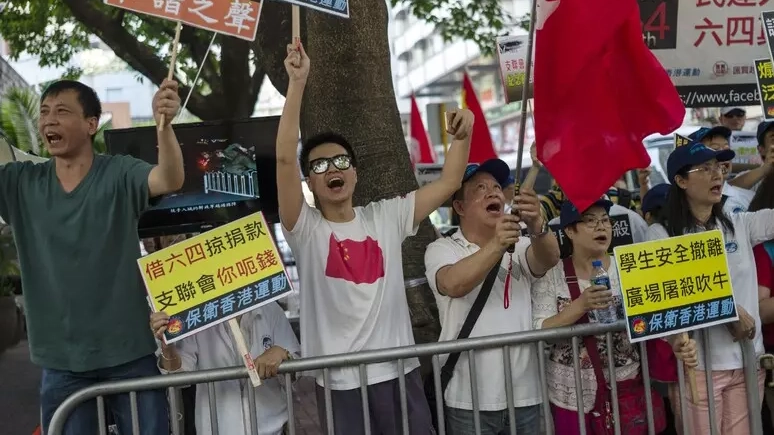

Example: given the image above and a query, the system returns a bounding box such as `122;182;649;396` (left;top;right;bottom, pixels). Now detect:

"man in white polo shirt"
424;158;560;435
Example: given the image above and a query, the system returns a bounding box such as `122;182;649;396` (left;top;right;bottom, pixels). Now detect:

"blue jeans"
41;354;169;435
446;404;541;435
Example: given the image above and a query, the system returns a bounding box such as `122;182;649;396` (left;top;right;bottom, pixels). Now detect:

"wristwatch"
528;220;549;238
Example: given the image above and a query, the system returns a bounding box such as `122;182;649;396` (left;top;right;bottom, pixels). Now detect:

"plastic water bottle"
590;260;618;324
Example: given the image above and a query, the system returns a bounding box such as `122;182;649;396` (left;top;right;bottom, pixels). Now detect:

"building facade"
389;0;533;161
0;40;29;94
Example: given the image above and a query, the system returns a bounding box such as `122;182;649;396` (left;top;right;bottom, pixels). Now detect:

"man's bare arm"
148;80;185;197
413;109;473;227
276;43;310;232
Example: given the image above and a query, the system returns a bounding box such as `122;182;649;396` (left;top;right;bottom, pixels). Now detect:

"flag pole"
507;0;538;254
514;0;537;184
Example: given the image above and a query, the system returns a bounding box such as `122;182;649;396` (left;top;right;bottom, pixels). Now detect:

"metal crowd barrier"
203;170;258;198
49;321;763;435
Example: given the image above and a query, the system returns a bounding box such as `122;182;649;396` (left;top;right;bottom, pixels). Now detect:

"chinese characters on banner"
730;130;764;165
275;0;349;18
535;215;634;260
641;0;768;108
138;212;292;343
613;230;738;343
103;0;262;41
675;133;690;148
495;35;533;104
755;58;774;119
762;11;774;63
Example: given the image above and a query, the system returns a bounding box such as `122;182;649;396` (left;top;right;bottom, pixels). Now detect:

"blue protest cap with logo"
461;158;512;187
666;141;735;182
688;126;731;143
641;183;670;214
559;198;614;229
757;120;774;145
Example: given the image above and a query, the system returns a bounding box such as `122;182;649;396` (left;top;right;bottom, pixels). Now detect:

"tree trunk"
259;0;441;349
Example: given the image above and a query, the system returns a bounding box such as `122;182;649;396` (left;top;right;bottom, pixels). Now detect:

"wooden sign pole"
292;5;300;44
228;318;262;387
681;332;698;404
158;21;183;132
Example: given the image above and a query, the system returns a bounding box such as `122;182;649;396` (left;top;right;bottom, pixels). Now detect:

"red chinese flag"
410;94;436;164
462;73;498;163
533;0;684;211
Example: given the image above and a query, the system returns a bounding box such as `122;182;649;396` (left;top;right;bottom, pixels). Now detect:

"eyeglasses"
308;154;352;174
686;162;728;176
580;216;612;228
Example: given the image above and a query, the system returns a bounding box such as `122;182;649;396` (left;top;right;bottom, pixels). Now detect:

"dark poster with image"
105;116;281;237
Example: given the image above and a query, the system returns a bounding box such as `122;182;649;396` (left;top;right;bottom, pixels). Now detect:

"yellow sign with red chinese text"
104;0;262;42
613;230;738;343
138;212;292;343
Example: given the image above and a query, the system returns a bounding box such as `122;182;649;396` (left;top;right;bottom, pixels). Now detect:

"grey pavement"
0;340;41;435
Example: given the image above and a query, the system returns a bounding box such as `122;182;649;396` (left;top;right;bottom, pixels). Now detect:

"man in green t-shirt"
0;79;185;435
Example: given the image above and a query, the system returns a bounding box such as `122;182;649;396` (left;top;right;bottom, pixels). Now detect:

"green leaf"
392;0;524;56
0;87;41;154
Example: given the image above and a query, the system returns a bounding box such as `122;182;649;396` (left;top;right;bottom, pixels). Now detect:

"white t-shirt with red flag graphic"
282;192;420;389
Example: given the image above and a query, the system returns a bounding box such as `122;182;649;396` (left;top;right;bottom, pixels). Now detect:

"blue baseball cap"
757;121;774;146
559;198;614;229
641;183;670;214
666;141;735;182
688;126;731;143
461;159;512;187
505;174;516;186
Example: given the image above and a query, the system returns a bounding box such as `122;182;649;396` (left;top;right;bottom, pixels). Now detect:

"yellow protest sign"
613;230;738;343
138;212;292;343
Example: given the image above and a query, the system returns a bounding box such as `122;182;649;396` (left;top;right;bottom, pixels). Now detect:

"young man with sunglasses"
275;42;473;434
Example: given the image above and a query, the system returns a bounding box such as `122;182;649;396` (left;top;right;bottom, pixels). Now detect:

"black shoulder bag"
424;262;501;429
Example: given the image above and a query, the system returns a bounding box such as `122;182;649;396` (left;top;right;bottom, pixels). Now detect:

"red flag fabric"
533;0;684;211
410;94;436;164
462;73;498;163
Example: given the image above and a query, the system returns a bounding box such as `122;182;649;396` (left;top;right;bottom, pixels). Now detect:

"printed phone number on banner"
614;230;738;342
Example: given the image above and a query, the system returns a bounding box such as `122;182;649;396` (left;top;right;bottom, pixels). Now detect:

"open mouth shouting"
710;182;722;197
593;233;609;245
326;176;345;193
44;132;63;146
484;200;503;216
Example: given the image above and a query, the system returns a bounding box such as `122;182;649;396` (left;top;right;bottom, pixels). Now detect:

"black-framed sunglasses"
308;154;352;174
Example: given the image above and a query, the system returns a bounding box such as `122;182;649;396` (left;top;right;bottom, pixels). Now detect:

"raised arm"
413;109;473;228
148;79;185;197
729;148;773;189
514;187;560;277
276;43;311;232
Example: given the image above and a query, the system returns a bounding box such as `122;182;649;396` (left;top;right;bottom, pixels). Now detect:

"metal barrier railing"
203;170;258;198
48;321;763;435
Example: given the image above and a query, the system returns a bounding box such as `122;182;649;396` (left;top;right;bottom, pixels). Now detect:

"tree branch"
252;0;293;98
61;0;217;119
